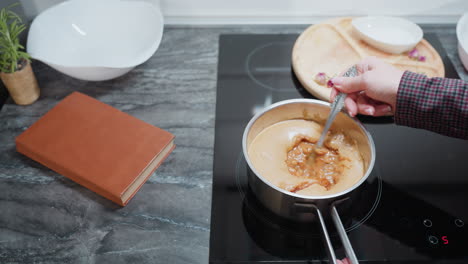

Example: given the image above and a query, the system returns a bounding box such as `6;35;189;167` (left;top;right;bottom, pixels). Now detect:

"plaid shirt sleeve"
394;71;468;139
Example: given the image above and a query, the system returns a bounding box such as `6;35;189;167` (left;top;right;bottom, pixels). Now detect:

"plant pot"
0;61;40;105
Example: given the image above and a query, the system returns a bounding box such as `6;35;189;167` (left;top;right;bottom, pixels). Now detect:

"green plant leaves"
0;3;30;73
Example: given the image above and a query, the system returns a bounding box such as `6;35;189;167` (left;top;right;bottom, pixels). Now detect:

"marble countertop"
0;25;466;264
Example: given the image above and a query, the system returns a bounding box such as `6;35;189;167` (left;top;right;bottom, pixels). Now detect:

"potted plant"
0;4;39;105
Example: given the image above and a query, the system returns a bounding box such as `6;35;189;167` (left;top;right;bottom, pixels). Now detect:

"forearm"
395;71;468;139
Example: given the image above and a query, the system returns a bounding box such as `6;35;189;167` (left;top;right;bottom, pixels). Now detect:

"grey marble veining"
0;25;466;264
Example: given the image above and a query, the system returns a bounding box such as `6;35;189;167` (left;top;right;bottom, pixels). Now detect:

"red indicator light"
442;236;449;244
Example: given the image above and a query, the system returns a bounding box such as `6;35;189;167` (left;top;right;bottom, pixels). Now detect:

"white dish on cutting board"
457;12;468;71
352;16;423;54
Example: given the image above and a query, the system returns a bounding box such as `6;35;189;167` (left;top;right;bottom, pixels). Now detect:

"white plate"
27;0;164;81
352;16;423;54
456;12;468;72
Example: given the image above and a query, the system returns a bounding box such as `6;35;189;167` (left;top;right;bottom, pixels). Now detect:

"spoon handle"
316;65;358;148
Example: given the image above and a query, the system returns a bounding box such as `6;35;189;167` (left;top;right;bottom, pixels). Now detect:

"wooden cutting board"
292;17;445;101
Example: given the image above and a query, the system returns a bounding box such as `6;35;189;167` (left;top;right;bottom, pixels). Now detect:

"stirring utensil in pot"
317;65;358;147
309;65;358;163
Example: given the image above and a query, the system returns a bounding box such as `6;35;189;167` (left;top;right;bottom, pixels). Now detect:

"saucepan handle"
295;203;338;264
330;203;359;264
312;205;339;264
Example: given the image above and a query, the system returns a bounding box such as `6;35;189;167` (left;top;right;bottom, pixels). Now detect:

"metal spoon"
308;65;358;165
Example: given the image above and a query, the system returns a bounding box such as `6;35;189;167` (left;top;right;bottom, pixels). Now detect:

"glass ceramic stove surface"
209;34;468;263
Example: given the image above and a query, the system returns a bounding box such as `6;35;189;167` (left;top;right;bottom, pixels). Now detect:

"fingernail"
327;79;334;88
348;110;354;116
365;108;375;115
331;77;343;86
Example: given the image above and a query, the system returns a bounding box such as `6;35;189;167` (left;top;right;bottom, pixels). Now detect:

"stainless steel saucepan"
242;99;376;264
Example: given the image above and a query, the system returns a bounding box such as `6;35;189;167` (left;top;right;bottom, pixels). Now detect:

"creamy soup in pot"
247;119;364;196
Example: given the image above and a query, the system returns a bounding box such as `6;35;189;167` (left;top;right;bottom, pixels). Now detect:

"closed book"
16;92;175;206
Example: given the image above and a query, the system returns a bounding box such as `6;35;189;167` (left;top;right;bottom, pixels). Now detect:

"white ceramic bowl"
27;0;164;81
352;16;423;54
456;12;468;72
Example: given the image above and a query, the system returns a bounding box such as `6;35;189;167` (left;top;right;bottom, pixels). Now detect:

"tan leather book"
16;92;175;206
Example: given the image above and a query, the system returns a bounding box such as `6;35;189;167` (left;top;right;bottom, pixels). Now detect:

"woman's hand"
330;56;404;117
337;258;350;264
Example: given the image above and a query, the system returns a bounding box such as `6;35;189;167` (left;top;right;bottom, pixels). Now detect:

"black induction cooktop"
209;33;468;263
